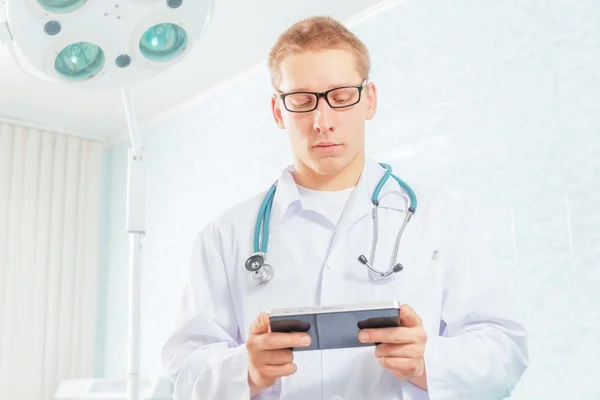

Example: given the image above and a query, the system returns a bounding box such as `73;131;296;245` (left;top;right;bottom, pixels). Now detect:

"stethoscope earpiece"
358;254;404;278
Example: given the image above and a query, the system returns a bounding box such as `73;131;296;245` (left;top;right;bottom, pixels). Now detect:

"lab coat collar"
270;156;409;229
269;165;303;227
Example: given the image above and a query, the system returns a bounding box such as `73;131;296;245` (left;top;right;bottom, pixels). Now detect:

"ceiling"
0;0;388;143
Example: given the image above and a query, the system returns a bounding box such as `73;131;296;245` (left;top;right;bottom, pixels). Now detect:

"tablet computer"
269;300;401;351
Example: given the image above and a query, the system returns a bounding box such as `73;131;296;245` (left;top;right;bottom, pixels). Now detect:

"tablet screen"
270;307;400;351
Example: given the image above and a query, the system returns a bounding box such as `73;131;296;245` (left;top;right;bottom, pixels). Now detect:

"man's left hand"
358;304;428;388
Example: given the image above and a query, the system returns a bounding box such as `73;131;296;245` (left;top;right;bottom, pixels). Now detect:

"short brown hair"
267;16;371;88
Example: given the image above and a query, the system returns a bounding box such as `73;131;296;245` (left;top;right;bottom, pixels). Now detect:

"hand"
246;312;312;396
358;304;428;387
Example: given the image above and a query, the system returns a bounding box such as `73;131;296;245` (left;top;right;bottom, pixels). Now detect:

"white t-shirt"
296;184;355;226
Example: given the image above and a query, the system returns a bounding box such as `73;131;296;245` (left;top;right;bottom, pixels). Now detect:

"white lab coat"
161;157;529;400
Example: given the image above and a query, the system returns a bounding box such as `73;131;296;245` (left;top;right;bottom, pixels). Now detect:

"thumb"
400;304;422;328
250;312;271;335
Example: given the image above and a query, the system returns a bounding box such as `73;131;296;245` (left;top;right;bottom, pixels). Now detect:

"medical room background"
1;0;599;399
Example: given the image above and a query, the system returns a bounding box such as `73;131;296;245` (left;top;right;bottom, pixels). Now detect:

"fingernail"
359;332;369;342
301;336;311;346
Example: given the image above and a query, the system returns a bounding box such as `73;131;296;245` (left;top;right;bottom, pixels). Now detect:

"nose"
312;97;335;134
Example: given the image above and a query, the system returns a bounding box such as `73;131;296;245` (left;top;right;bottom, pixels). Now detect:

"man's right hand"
246;312;312;396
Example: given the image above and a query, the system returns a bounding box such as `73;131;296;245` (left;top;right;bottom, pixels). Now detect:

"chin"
311;157;347;175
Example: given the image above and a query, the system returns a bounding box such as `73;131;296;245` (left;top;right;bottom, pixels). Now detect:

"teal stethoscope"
245;162;417;285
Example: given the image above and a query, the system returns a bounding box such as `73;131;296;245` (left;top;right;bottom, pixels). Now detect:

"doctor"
162;15;528;400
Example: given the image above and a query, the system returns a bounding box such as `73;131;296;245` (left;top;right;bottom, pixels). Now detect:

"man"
162;16;528;400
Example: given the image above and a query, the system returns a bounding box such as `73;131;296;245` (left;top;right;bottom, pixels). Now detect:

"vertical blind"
0;122;103;400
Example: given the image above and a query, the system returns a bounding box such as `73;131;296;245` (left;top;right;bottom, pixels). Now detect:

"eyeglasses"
278;81;366;113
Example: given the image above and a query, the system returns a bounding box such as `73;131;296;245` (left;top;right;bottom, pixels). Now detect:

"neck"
293;154;365;191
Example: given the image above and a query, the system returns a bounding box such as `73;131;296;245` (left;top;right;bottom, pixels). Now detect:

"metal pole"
122;88;145;400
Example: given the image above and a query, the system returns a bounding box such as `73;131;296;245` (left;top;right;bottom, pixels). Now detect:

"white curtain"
0;122;103;400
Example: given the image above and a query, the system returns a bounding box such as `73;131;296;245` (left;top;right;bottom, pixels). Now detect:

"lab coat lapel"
337;158;382;233
337;158;409;233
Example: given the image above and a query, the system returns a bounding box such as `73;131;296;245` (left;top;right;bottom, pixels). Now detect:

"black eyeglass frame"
278;80;367;113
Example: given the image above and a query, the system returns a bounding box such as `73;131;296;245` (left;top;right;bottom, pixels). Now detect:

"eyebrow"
280;82;360;93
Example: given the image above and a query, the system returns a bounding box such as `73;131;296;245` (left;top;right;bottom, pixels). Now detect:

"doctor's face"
271;49;377;177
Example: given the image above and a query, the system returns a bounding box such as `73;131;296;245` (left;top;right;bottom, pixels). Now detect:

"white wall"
97;1;600;398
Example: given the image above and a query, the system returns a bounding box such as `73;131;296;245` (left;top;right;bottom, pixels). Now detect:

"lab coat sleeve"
161;226;252;400
422;200;529;400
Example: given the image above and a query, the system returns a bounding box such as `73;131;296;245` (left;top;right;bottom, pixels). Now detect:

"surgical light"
139;23;188;62
54;41;105;80
2;0;213;89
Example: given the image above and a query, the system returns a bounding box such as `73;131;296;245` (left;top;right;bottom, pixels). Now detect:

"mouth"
313;142;341;148
312;142;343;154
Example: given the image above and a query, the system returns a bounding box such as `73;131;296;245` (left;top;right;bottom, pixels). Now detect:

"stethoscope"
244;162;417;285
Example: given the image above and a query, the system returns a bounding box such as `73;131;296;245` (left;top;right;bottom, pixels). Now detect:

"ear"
365;82;377;120
271;94;286;129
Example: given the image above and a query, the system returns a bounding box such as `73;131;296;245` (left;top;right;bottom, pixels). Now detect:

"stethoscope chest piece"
245;253;265;272
245;252;273;285
248;264;273;285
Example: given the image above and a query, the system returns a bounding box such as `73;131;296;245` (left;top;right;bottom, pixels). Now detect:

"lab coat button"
325;263;332;269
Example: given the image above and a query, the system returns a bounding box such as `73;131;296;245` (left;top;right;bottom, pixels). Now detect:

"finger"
377;356;422;375
399;304;422;328
358;327;417;344
375;343;423;359
250;312;271;335
257;332;311;350
253;349;294;366
258;363;298;379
